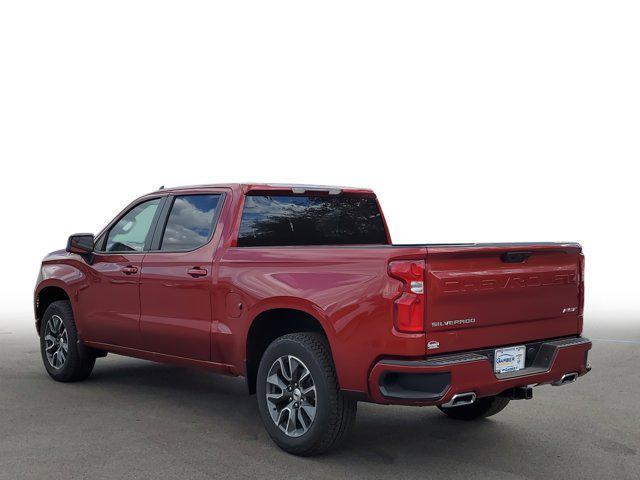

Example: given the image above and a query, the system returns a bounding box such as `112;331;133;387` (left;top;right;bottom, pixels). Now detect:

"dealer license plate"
494;345;526;374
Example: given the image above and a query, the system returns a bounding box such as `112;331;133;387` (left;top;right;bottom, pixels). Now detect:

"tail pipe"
441;392;476;408
552;372;579;386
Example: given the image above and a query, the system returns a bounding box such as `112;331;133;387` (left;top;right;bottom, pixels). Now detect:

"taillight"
389;260;426;333
578;253;585;314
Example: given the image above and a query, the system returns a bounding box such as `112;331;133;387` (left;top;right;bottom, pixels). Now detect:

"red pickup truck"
34;183;591;455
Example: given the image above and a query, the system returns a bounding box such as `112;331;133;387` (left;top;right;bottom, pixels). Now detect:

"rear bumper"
368;336;592;406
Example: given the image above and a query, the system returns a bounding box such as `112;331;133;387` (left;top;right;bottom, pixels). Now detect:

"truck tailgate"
425;243;583;355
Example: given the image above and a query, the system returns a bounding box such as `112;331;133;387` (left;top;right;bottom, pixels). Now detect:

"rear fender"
239;296;336;367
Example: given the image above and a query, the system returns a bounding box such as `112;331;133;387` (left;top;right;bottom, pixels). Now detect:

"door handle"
122;265;138;275
187;267;208;277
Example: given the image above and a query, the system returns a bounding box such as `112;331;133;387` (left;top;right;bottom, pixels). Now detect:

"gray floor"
1;319;638;480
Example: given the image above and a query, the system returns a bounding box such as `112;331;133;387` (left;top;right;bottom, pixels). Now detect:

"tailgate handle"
501;251;532;263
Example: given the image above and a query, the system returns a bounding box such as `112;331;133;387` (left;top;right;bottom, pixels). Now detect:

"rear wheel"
39;300;95;382
438;395;510;420
256;332;357;456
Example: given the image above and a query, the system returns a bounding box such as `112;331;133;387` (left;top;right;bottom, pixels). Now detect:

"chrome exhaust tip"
442;392;476;408
552;372;578;386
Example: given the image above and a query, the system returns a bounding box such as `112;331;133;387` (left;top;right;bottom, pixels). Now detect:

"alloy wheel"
265;355;317;437
44;315;68;369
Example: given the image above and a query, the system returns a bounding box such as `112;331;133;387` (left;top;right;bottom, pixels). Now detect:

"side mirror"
66;233;95;255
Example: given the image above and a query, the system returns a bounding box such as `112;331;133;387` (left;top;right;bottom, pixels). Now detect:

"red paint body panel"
215;245;427;390
425;245;583;354
139;250;214;360
34;183;591;405
78;252;146;349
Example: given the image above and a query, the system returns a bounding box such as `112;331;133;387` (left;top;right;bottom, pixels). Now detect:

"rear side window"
105;198;161;252
160;194;221;251
237;195;388;247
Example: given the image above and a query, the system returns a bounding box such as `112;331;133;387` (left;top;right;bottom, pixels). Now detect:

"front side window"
105;198;161;252
237;194;388;247
160;194;221;251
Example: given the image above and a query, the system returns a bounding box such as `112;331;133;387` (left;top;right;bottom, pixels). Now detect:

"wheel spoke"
266;372;286;390
58;349;66;365
298;367;311;383
297;407;310;431
277;357;291;382
301;384;316;396
300;404;316;423
288;356;301;382
266;392;284;403
266;386;286;405
275;405;289;427
285;407;297;435
45;335;56;351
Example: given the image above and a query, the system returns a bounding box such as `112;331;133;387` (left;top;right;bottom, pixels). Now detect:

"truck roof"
151;183;374;195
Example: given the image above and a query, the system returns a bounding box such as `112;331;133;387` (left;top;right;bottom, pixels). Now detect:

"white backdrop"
1;2;638;326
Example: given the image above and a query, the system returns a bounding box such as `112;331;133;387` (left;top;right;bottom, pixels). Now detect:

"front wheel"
256;332;357;456
39;300;95;382
438;395;510;420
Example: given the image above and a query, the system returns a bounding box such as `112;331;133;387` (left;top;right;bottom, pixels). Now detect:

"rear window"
237;194;388;247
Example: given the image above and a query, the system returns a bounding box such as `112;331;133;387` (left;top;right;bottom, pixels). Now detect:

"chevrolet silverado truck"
34;183;591;455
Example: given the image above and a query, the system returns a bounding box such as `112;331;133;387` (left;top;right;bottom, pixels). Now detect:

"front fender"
35;260;89;331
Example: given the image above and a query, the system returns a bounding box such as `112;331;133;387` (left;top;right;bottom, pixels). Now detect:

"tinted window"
237;195;388;247
160;194;221;251
105;198;161;252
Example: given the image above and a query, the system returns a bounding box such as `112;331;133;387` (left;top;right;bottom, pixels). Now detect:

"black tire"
39;300;95;382
438;395;510;420
256;332;357;456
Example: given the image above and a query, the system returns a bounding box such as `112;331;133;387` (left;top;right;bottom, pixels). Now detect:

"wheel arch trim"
242;299;335;394
34;280;75;334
